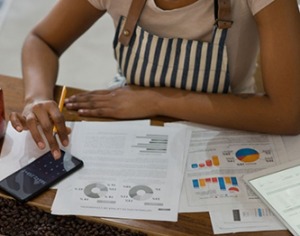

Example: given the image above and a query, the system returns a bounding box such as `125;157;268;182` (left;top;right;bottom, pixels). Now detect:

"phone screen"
0;150;83;202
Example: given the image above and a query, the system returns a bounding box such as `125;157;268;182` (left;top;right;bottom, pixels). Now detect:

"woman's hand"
64;86;160;119
9;100;70;159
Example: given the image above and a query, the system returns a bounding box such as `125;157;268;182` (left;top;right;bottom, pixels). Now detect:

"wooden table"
0;75;291;236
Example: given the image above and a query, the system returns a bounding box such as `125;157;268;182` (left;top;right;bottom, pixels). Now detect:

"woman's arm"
65;0;300;135
158;0;300;134
10;0;105;159
23;0;105;103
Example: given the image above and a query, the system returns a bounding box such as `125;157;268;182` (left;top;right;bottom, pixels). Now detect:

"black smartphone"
0;150;83;202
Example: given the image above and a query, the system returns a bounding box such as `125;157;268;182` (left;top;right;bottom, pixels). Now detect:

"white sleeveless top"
87;0;275;93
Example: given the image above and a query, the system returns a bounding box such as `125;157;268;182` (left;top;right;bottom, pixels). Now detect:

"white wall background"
0;0;299;89
0;0;116;90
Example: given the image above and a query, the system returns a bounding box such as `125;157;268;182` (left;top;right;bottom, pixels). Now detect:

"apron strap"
215;0;233;29
118;0;147;46
118;0;233;46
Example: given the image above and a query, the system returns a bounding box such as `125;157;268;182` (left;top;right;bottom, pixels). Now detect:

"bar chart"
191;176;240;199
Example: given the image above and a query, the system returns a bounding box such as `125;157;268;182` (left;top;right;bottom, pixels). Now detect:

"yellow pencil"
53;85;67;134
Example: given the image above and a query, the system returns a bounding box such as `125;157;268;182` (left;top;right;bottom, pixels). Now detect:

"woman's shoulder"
87;0;131;11
244;0;275;15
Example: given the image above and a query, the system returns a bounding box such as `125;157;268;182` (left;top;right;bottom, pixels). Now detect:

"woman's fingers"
9;112;27;132
9;100;70;160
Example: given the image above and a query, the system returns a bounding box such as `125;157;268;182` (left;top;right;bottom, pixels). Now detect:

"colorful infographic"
235;148;260;163
184;127;285;208
191;155;220;169
188;145;276;170
191;176;240;199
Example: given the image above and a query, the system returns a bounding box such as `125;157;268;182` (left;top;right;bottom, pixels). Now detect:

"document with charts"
51;122;190;221
0;120;149;183
166;122;288;211
165;122;289;233
167;123;287;211
209;202;285;234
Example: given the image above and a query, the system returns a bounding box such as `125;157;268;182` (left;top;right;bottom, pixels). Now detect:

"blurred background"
0;0;299;91
0;0;116;90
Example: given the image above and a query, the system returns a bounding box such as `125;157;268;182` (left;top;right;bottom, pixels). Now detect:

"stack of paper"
1;120;300;234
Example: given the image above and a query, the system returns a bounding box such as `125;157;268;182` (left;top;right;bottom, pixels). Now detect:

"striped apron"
113;0;232;93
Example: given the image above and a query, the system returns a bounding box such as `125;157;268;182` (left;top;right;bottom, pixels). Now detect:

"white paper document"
209;203;285;234
0;120;150;183
0;123;50;181
2;120;300;232
166;122;287;212
166;122;291;233
51;122;190;221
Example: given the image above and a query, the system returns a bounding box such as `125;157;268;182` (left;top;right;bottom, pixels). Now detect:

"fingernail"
37;142;45;149
62;139;69;146
69;95;76;101
65;103;72;108
53;150;60;160
16;125;22;132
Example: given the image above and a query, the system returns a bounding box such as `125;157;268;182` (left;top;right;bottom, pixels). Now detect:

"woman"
9;0;300;159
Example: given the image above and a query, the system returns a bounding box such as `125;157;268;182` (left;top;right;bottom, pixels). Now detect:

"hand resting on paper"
64;86;166;119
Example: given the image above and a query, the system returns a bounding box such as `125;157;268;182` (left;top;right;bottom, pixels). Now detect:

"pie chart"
235;148;259;163
84;183;108;198
129;185;153;201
